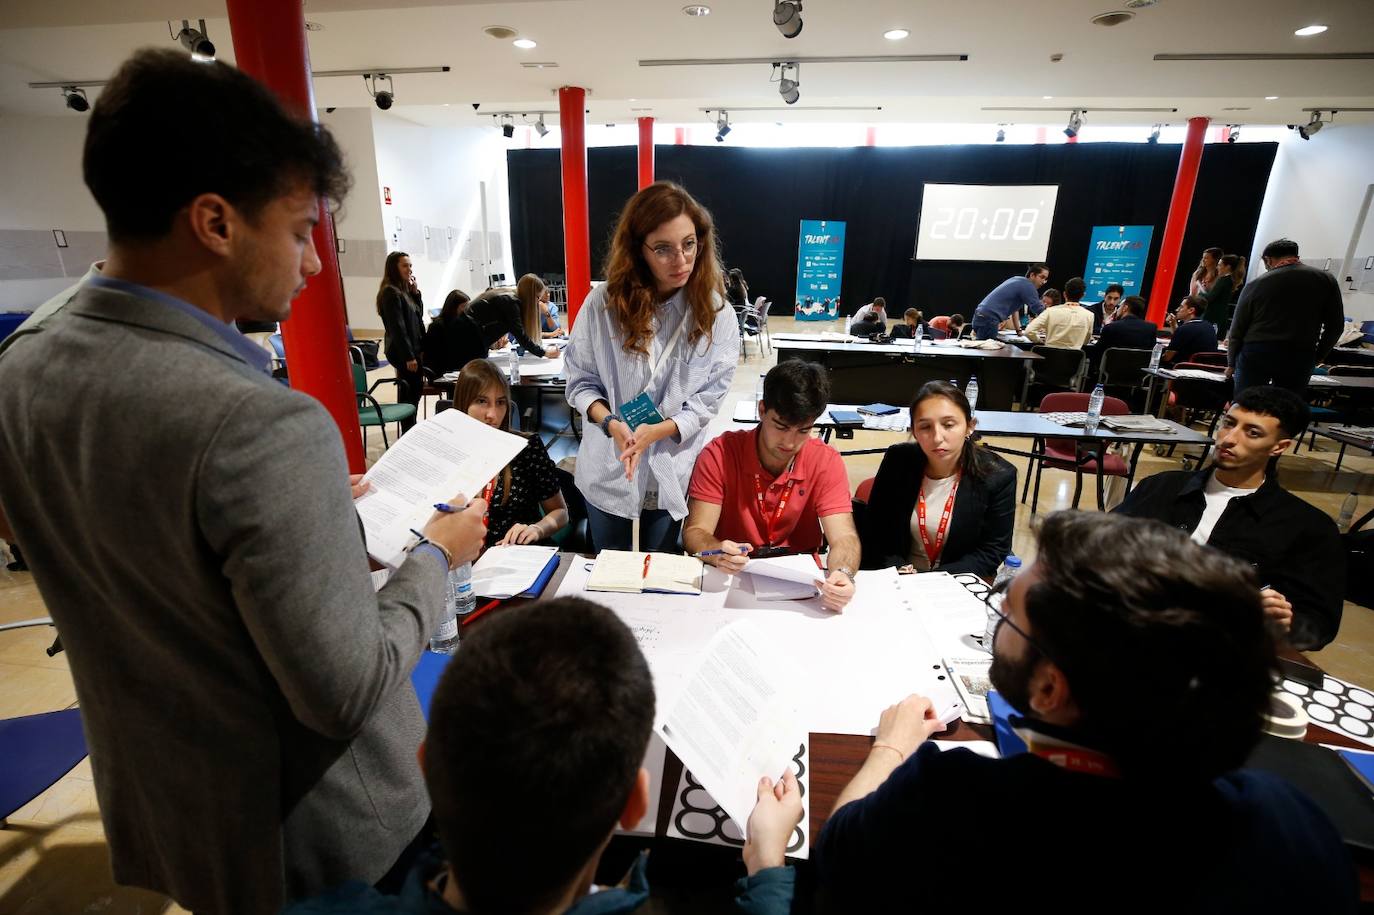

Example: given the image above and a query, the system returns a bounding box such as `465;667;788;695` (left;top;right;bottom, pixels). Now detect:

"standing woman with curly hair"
565;182;740;552
375;251;424;432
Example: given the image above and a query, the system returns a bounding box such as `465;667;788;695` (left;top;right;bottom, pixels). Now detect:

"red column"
675;127;686;145
225;0;364;471
637;117;655;189
1145;116;1210;325
559;87;591;326
865;126;877;147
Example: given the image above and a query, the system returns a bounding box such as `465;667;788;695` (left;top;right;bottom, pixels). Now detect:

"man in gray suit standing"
0;50;487;914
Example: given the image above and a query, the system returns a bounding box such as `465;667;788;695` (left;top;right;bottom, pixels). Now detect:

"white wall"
319;107;389;331
1251;123;1374;323
0;115;107;309
371;113;514;329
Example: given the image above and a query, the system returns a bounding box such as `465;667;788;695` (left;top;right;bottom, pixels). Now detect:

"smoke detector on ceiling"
483;25;518;39
1091;11;1136;26
1122;0;1158;8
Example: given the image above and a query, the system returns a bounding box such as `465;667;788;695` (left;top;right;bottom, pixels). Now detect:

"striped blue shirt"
565;283;739;520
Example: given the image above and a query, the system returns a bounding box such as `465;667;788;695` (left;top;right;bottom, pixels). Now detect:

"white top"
907;473;959;571
564;283;740;520
852;302;884;324
1191;474;1257;545
1024;303;1094;349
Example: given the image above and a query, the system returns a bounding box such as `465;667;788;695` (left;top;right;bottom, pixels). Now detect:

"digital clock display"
915;184;1059;262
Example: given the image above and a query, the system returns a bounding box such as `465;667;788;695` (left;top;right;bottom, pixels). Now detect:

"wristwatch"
599;413;623;437
830;566;856;584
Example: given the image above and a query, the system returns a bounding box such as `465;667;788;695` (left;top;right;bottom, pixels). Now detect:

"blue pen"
693;544;753;558
433;502;469;513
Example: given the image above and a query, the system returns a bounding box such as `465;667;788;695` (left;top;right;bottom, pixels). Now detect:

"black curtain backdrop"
507;142;1277;318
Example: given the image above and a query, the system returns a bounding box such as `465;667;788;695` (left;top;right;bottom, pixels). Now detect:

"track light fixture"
534;115;549;138
715;110;731;142
364;73;395;110
61;86;89;112
1295;110;1326;140
772;0;803;38
1147;123;1161;143
493;114;516;138
1226;124;1239;144
1064;109;1084;138
173;19;216;60
995;125;1006;142
773;61;801;105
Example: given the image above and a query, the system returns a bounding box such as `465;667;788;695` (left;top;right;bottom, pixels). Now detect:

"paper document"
354;410;528;569
656;621;804;831
742;554;822;600
587;550;704;595
470;545;558;598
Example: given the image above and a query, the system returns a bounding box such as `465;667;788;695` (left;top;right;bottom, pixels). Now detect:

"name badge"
618;392;665;430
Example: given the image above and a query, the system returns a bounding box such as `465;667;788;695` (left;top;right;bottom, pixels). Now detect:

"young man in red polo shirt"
684;360;860;612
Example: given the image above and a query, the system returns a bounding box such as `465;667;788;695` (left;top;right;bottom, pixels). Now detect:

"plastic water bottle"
964;376;979;413
430;562;474;654
1338;492;1358;532
914;323;924;350
1086;383;1105;433
984;556;1022;651
508;349;521;386
1149;341;1164;370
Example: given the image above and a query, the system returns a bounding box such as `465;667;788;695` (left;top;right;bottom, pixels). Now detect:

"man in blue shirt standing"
971;264;1050;340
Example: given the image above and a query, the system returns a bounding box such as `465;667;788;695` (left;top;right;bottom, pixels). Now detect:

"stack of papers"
742;554;823;600
354;410;528;569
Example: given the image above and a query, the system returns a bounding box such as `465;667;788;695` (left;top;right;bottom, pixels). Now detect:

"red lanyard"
1027;742;1121;778
480;478;496;526
916;472;961;567
751;461;798;547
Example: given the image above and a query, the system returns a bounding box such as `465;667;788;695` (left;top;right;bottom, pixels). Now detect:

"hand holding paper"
744;769;804;876
875;694;943;759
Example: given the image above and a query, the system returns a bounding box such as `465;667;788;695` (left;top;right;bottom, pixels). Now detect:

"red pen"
642;554;652;579
460;599;502;628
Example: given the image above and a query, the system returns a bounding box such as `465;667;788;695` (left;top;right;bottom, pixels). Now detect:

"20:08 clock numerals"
929;205;1040;242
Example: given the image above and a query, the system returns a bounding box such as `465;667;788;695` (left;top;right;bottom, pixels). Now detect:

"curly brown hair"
601;181;725;356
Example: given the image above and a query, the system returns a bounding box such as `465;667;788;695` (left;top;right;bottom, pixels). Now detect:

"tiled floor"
2;316;1371;913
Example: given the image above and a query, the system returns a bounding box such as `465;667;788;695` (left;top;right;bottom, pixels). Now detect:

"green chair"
354;363;416;450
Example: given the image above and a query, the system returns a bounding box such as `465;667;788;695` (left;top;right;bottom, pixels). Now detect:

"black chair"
1097;347;1153;412
554;466;591;554
1022;346;1087;409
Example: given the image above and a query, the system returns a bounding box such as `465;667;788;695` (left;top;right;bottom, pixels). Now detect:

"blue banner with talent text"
1083;225;1153;302
794;219;846;321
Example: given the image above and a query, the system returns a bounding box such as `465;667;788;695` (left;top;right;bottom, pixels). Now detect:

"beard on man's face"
989;635;1041;717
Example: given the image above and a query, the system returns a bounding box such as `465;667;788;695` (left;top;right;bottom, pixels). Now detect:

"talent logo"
1095;240;1145;251
803;234;842;245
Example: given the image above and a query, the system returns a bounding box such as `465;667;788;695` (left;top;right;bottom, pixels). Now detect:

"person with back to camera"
450;358;569;548
419;289;470;376
815;511;1356;913
446;285;558;374
860;381;1015;579
376;251;425;431
564;181;739;552
889;308;929;340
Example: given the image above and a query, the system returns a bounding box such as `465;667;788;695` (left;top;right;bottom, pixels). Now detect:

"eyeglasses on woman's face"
644;236;699;264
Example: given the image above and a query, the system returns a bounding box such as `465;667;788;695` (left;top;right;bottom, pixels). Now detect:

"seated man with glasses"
812;511;1355;912
684;360;860;612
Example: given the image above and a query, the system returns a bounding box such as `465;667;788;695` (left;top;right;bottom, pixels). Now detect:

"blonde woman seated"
452;359;569;547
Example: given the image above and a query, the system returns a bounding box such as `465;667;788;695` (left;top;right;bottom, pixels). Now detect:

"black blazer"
377;285;424;365
860;443;1017;578
1113;466;1344;650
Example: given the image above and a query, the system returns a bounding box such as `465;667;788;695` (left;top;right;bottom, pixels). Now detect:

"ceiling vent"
483;26;518;40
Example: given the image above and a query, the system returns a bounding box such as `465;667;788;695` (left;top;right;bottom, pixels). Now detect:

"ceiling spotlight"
499;115;516;138
682;4;712;15
174;18;215;60
365;73;395;110
773;0;803;39
1226;124;1240;144
1294;24;1327;37
1064;109;1084;138
883;29;909;40
715;110;731;142
1147;123;1161;143
61;86;89;112
1265;96;1279;100
774;61;801;105
1296;110;1325;140
534;115;549;138
995;128;1005;142
513;38;537;49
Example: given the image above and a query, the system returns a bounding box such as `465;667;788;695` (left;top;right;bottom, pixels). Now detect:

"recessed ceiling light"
304;20;323;31
1091;11;1134;26
1294;24;1327;36
682;5;711;16
629;97;637;101
483;25;517;39
884;29;910;40
1042;95;1053;99
1265;95;1279;100
513;38;537;49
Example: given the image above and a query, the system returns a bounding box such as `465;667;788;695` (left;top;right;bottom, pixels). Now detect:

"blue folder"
858;402;900;416
519;553;561;598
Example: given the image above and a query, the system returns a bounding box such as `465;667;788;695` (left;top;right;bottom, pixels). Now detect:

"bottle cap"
1262;691;1308;740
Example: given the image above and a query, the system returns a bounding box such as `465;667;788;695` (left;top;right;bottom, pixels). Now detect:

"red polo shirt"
687;428;852;552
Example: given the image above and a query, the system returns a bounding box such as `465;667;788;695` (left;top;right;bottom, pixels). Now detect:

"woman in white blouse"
565;182;740;552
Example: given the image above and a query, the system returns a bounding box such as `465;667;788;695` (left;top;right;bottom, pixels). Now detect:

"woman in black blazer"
375;251;425;432
447;287;559;372
860;381;1016;579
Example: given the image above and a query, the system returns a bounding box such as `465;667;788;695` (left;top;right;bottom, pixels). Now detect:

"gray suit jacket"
0;283;446;913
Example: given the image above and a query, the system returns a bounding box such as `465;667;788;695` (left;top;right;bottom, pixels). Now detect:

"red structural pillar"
225;0;365;471
865;126;877;147
637;117;655;189
1145;116;1210;326
559;87;592;325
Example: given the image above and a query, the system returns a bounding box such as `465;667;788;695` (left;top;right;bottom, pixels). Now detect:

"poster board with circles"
1276;673;1374;746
